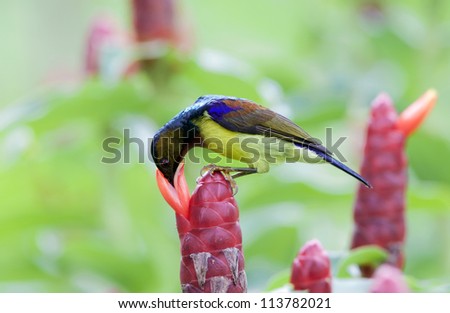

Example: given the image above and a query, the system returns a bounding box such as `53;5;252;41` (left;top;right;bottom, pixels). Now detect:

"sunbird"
151;95;371;188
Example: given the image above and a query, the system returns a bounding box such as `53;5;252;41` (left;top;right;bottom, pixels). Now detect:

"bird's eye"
160;158;170;167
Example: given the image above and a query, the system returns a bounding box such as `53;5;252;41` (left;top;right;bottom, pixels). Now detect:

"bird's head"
151;126;191;186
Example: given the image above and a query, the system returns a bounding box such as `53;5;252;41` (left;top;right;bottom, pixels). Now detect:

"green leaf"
336;246;388;278
265;269;291;292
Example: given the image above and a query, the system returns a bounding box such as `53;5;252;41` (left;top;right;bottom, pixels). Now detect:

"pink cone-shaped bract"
290;240;332;293
351;94;406;276
156;169;246;293
370;264;410;293
177;172;246;293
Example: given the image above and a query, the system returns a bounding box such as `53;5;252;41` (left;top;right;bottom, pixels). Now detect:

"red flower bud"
156;168;246;293
84;15;126;76
290;240;332;293
351;90;436;277
370;264;410;293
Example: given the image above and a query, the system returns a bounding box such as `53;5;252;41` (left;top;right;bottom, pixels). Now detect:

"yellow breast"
192;113;301;173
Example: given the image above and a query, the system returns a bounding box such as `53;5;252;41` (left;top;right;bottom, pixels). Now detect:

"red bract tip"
174;163;191;213
370;264;410;293
156;163;190;218
290;240;332;293
397;89;437;137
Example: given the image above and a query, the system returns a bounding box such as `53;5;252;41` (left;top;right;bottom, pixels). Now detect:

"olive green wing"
206;98;331;155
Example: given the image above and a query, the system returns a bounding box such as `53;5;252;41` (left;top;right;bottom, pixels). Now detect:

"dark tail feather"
302;144;372;188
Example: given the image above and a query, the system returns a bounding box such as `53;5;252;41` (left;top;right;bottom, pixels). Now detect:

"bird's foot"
200;164;223;177
199;165;257;195
199;165;238;194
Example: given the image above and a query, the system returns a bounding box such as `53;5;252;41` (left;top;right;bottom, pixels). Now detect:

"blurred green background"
1;0;449;292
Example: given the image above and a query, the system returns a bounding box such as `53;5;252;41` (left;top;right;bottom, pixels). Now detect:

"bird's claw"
200;164;219;176
199;165;238;195
223;172;238;195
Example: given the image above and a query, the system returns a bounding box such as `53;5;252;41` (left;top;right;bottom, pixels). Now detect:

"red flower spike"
155;163;190;218
131;0;176;43
397;89;437;137
290;240;332;293
176;172;246;293
370;264;410;293
351;90;437;277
